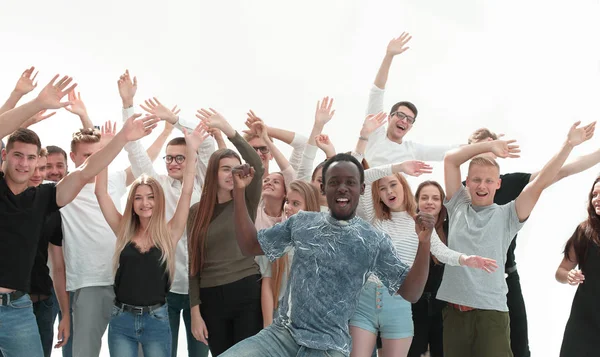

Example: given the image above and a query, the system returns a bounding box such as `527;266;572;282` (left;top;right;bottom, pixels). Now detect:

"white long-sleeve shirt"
358;164;463;276
122;107;215;294
364;85;457;167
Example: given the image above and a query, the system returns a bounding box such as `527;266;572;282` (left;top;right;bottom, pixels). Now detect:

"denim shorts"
349;280;414;339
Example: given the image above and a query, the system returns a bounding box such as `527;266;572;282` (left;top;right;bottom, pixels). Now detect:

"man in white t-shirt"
363;32;457;168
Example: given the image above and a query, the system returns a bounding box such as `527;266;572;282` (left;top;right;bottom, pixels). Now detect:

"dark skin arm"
232;164;264;256
396;213;434;303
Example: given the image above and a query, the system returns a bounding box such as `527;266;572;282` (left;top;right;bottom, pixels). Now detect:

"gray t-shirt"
257;211;410;356
437;186;525;311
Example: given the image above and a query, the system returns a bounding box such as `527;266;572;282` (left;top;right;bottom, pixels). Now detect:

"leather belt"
114;301;164;315
0;290;26;306
448;302;476;312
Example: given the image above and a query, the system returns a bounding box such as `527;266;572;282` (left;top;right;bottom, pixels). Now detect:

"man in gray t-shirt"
222;153;436;357
440;121;594;357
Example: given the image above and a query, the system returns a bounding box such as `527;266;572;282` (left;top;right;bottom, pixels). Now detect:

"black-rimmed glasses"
390;111;416;125
163;155;186;164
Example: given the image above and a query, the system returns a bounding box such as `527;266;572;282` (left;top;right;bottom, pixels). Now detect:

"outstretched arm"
0;74;77;139
93;168;122;235
374;32;412;89
0;66;38;115
56;113;160;207
64;91;93;129
515;121;595;222
530;147;600;185
443;139;521;200
232;165;264;256
168;124;209;243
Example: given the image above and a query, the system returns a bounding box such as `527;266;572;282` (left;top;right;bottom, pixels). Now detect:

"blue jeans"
0;294;44;357
33;294;55;357
108;304;171;357
221;323;345;357
166;292;209;357
51;290;73;357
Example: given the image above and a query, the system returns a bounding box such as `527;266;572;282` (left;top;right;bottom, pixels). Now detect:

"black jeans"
408;296;444;357
199;274;263;356
506;270;531;357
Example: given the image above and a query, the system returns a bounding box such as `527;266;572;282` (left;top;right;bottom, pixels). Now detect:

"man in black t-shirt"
465;127;600;357
0;74;159;356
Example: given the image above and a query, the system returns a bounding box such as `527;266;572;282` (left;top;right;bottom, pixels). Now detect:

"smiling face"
165;144;187;181
386;105;415;142
376;175;406;212
218;157;242;191
466;163;501;206
28;155;47;187
323;161;364;220
45;152;67;182
2;142;39;186
417;184;443;218
262;173;286;200
133;184;154;218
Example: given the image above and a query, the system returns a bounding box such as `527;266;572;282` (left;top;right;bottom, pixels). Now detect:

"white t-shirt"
60;171;127;292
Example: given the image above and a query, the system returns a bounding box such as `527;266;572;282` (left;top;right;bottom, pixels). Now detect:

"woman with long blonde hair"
94;124;205;357
258;180;320;327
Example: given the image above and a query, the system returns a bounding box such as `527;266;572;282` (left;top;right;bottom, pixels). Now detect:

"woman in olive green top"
187;108;265;356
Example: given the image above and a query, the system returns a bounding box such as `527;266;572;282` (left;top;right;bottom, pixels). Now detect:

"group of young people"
1;32;599;357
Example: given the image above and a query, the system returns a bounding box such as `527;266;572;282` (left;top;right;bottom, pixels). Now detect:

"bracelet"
359;136;369;141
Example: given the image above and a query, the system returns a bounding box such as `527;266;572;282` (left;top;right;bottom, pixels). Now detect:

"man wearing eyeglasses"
363;32;458;169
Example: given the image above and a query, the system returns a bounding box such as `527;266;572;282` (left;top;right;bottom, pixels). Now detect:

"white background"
1;0;600;356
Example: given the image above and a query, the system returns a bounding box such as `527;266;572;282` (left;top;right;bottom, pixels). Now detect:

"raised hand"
414;212;435;243
245;110;264;136
386;32;412;56
315;97;335;127
99;121;117;148
35;74;77;109
315;134;336;157
398;160;433;177
21;110;56;128
64;90;89;117
117;69;137;106
140;97;180;124
567;121;596;147
460;255;499;273
195;108;235;137
250;120;270;142
489;139;521;158
567;269;585;285
360;112;388;137
184;123;210;152
208;128;227;149
232;164;255;190
122;114;160;141
14;66;38;95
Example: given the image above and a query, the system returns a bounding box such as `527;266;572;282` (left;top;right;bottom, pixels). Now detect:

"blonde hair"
372;173;417;221
39;147;48;158
468;156;500;173
468;128;498;144
113;174;176;282
71;128;101;153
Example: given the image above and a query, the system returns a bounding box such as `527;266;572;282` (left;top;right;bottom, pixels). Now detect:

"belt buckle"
132;306;144;315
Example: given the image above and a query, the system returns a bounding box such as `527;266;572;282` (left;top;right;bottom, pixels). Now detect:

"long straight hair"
270;180;320;308
188;149;241;276
415;180;449;265
114;175;175;281
564;176;600;269
371;173;416;221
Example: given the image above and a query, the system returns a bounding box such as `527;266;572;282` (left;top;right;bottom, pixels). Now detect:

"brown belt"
448;302;476;312
29;294;50;303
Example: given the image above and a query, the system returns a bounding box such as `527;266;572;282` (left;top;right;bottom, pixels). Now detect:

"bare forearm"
266;139;290;171
80;132;128;181
78;114;93;130
0;99;45;138
233;188;262;255
374;54;394;89
267;126;295;145
533;141;574;190
0;91;23;116
53;270;70;317
397;242;430;303
308;123;324;146
556;267;570;284
261;278;274;327
445;141;494;166
555;149;600;183
147;130;171;162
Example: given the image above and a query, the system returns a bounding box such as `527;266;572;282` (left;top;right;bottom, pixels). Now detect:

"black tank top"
114;242;170;306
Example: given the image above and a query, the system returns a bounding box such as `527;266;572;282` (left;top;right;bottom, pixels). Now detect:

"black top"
0;172;60;292
30;212;63;296
560;240;600;356
463;172;531;269
114;242;170;306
